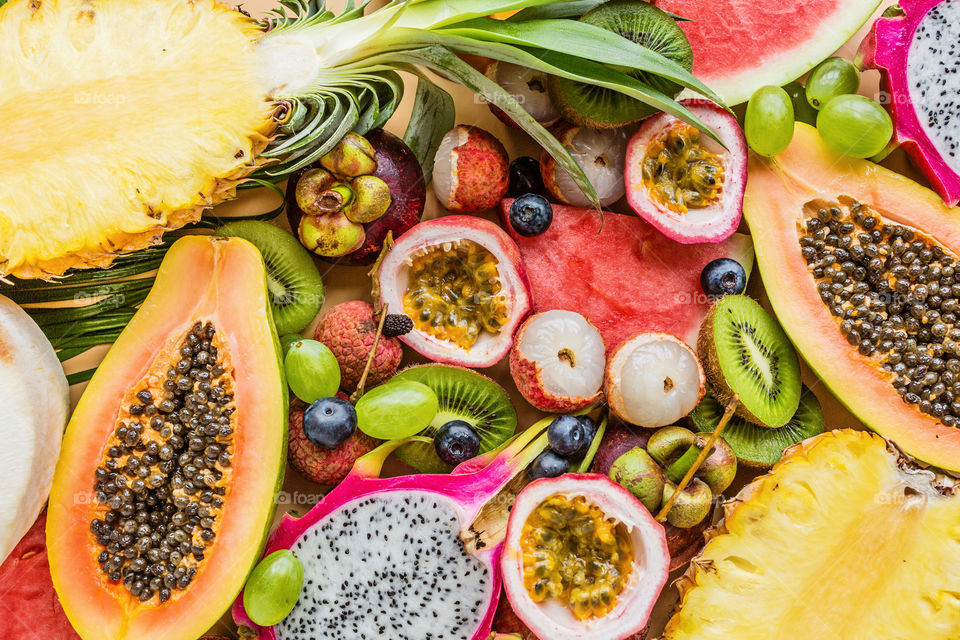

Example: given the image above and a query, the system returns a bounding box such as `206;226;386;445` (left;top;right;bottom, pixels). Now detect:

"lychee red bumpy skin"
624;100;746;244
287;398;379;486
378;216;533;368
500;474;669;640
233;422;556;640
858;0;960;206
314;300;402;391
434;125;510;212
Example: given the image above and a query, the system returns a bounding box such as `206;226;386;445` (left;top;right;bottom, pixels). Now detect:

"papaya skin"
47;236;287;640
743;123;960;471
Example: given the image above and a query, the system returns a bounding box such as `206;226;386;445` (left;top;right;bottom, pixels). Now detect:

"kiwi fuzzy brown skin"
286;128;425;266
548;0;693;130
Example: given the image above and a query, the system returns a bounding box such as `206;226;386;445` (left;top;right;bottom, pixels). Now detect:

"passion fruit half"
624;100;747;244
501;474;669;640
378;216;533;368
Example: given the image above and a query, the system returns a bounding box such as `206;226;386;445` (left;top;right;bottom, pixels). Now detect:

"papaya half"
47;235;286;640
744;123;960;471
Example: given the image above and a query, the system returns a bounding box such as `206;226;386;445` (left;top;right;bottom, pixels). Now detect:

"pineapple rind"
0;0;275;279
664;429;960;640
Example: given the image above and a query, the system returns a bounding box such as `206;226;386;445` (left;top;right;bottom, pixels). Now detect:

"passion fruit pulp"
403;240;509;349
642;123;725;213
520;494;634;621
378;216;532;368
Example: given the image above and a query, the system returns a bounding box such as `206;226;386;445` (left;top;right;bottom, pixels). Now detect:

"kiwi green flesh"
708;295;801;428
689;387;825;468
391;364;518;473
215;221;324;335
550;0;692;129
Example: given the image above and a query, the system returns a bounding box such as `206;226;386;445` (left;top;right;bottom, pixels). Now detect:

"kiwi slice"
548;1;693;129
391;364;518;473
690;386;826;468
698;295;802;428
215;221;324;335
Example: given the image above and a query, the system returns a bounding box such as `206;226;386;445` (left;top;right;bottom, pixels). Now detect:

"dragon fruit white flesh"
859;0;960;205
233;424;553;640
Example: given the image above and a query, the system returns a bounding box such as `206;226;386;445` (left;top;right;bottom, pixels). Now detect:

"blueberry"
508;156;544;197
700;258;747;299
303;397;357;449
434;420;481;466
509;194;553;237
578;415;597;446
528;451;570;480
547;415;588;456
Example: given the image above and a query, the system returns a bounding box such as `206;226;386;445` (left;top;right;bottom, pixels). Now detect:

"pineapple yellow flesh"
665;430;960;640
0;0;273;278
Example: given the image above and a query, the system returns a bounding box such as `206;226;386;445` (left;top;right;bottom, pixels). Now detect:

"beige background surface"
58;1;907;637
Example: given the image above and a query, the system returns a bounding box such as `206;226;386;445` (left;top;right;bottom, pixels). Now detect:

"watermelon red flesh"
500;199;754;352
654;0;882;105
0;511;79;640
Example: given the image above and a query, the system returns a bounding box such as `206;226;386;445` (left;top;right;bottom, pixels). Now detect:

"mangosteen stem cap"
656;395;738;522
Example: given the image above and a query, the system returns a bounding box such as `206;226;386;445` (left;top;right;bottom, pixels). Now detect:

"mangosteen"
286;128;426;266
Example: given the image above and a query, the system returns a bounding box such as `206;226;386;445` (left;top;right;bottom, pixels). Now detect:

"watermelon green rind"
500;199;754;351
657;0;882;106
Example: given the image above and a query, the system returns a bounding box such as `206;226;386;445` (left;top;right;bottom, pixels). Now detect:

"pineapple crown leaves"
250;0;726;198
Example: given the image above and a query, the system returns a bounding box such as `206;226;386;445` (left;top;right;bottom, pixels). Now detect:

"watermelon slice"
655;0;882;105
0;510;79;639
500;199;754;352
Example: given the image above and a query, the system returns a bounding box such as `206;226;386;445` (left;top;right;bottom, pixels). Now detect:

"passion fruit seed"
402;240;509;349
800;197;960;426
520;495;633;621
90;321;234;604
641;123;724;213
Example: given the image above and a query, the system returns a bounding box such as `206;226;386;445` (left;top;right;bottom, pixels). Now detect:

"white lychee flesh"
491;61;560;126
517;310;605;399
605;333;705;428
544;126;627;208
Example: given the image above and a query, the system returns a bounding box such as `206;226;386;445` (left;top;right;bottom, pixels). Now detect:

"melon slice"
499;200;754;352
655;0;882;105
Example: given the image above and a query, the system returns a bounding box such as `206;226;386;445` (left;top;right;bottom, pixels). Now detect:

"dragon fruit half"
859;0;960;205
233;419;669;640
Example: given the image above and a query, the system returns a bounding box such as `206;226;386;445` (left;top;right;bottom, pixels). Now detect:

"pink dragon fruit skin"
859;0;960;206
233;424;552;640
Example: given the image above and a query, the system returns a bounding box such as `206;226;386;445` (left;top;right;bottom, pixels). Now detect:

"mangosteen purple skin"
286;128;426;266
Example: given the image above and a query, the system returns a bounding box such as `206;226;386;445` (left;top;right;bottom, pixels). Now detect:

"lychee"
288;398;379;485
509;310;605;412
314;300;402;391
540;123;627;208
432;125;510;212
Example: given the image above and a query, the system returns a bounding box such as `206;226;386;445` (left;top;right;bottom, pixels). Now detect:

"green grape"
356;380;439;439
816;94;893;158
279;333;302;358
284;339;341;403
782;81;818;126
805;57;860;109
745;85;795;157
243;550;305;627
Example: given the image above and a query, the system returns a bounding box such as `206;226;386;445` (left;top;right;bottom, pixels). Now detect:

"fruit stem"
368;231;394;316
665;443;702;484
656;395;738;522
350;302;388;403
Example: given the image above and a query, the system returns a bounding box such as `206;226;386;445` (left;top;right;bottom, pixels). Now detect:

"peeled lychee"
541;123;627;208
432;125;509;212
288;398;379;485
509;310;605;412
604;332;705;427
315;300;402;391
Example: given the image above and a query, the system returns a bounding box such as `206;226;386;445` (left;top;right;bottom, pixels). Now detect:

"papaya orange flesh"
47;236;286;640
744;124;960;471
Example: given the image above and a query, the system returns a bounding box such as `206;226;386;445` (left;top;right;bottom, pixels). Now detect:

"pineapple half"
0;0;719;279
663;430;960;640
